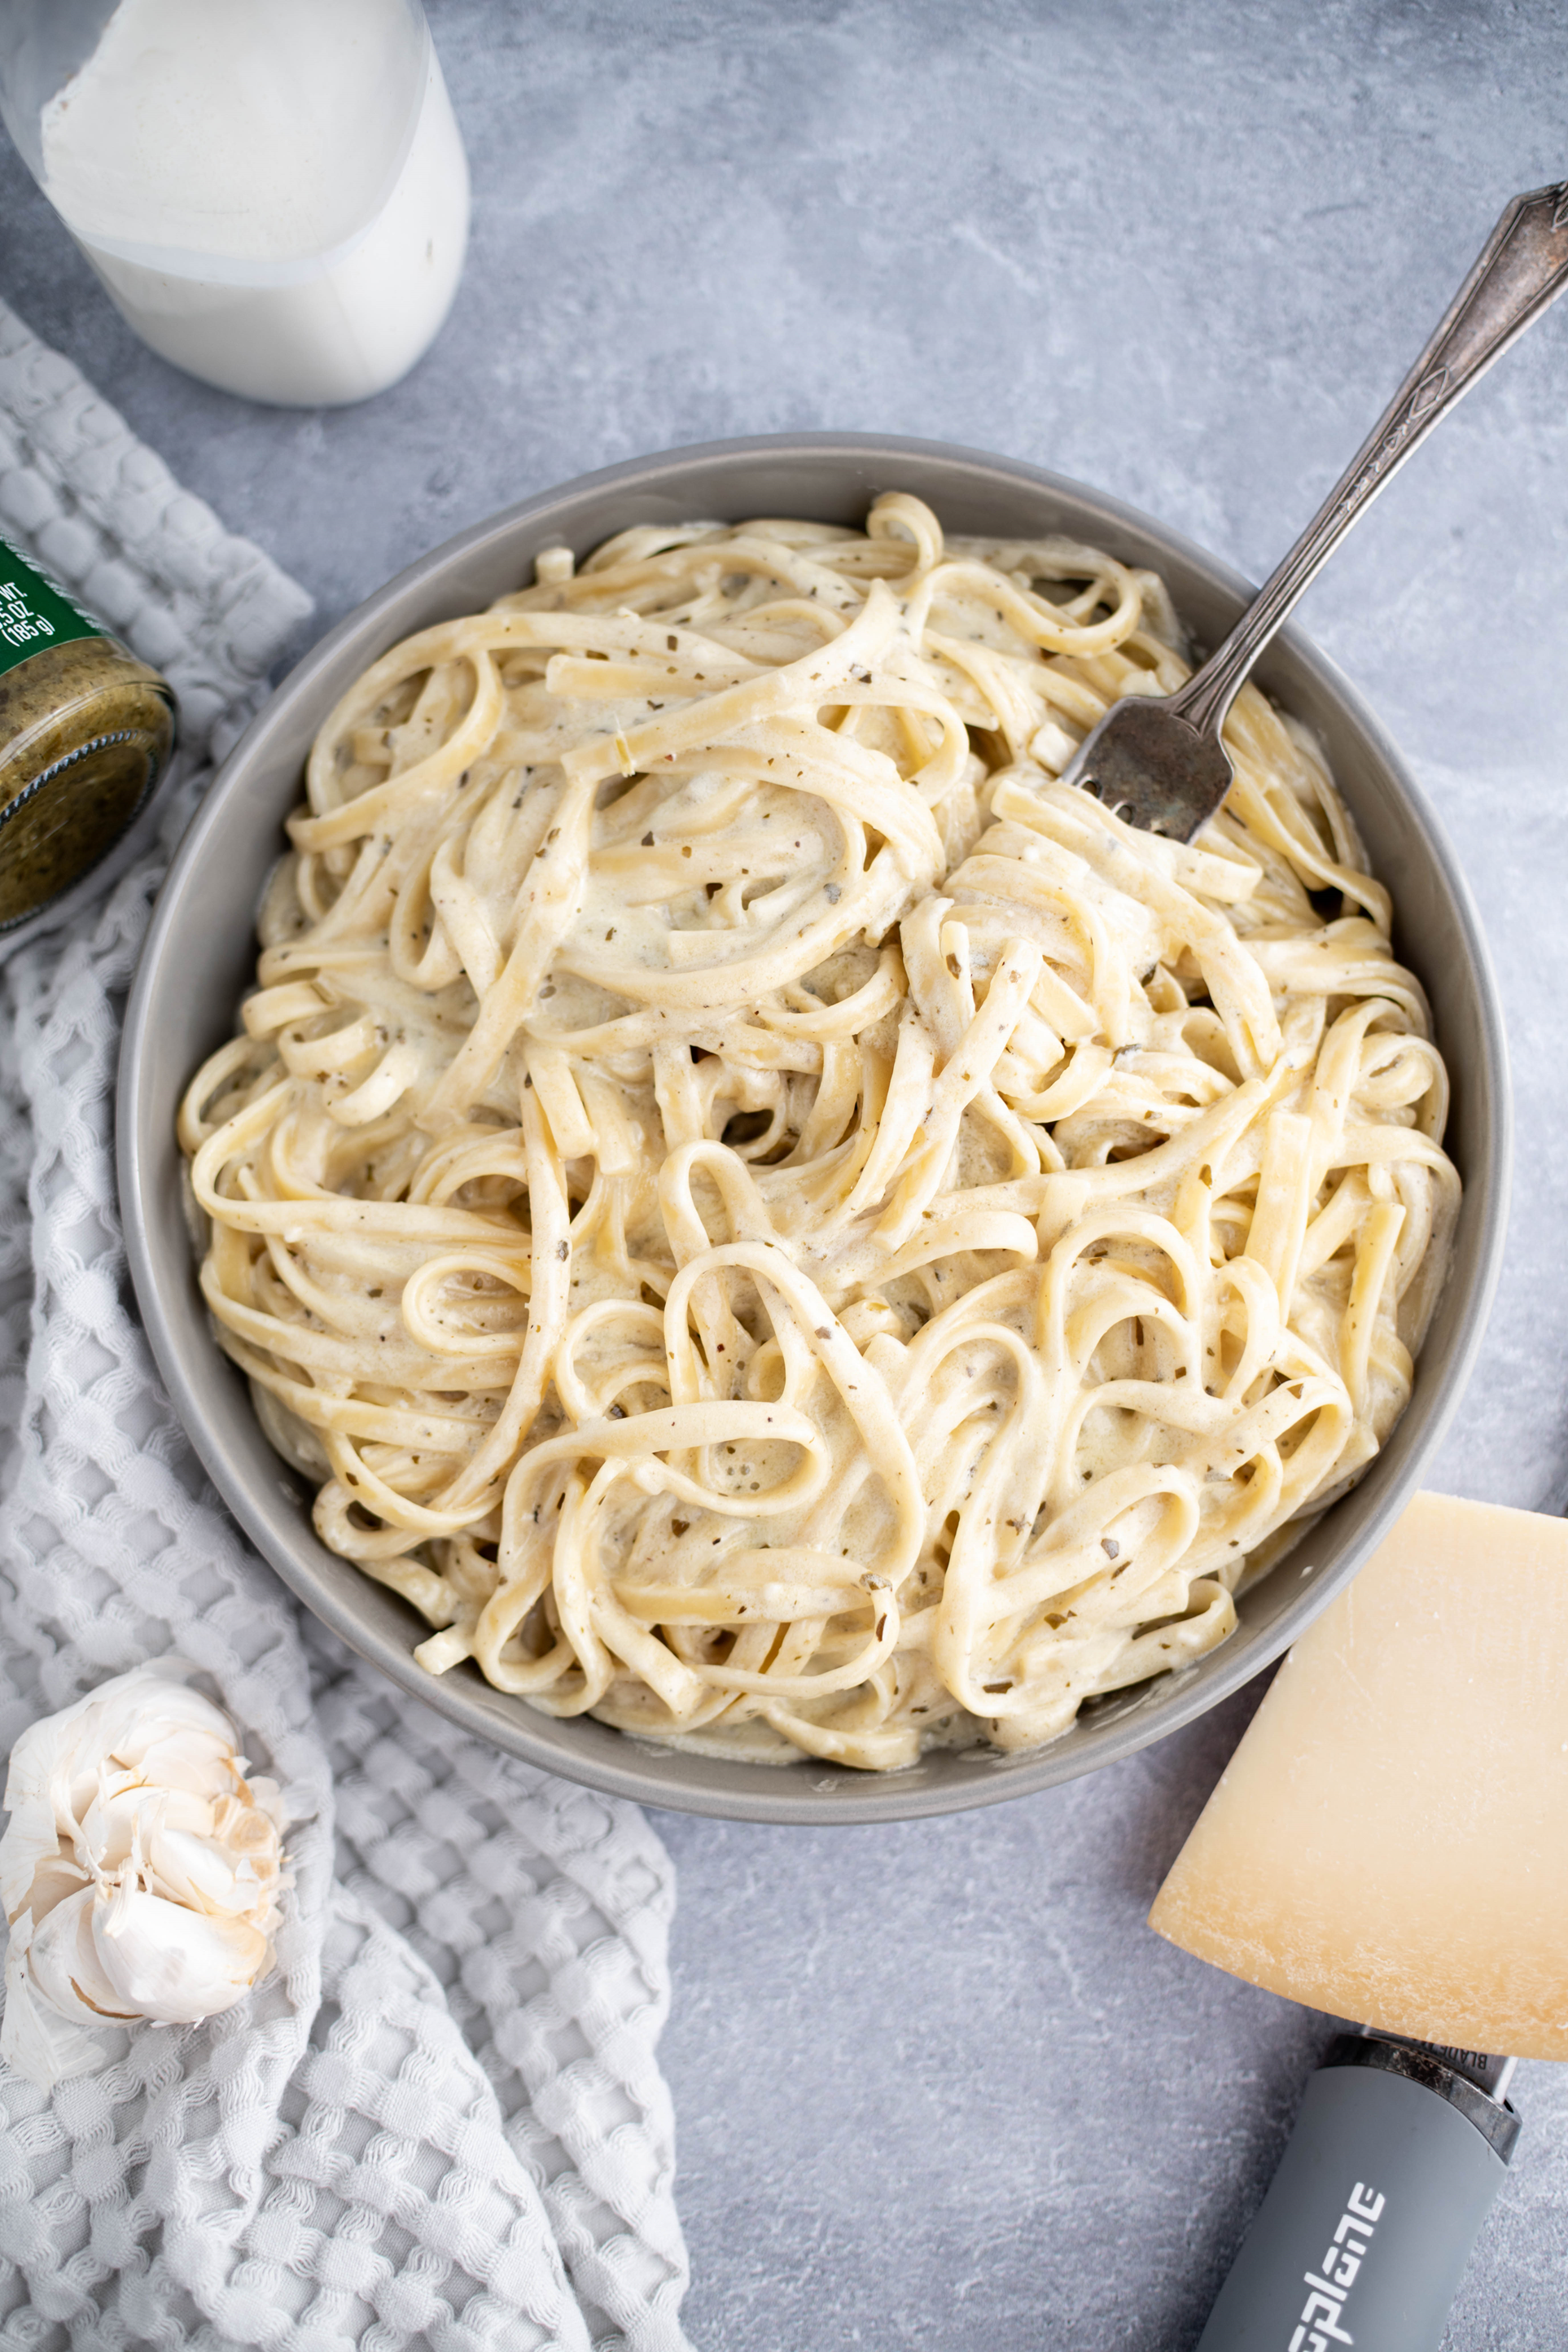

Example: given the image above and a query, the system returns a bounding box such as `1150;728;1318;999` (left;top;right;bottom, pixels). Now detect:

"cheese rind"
1148;1491;1568;2059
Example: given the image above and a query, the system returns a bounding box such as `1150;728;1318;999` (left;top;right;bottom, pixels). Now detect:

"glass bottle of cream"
0;0;470;408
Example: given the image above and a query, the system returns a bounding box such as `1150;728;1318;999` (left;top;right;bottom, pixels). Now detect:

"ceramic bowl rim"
117;430;1511;1824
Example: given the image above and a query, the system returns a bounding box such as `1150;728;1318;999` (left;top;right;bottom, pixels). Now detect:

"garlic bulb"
0;1661;287;2087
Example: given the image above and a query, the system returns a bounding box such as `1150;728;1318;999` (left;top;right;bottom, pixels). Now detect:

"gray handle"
1197;2039;1518;2352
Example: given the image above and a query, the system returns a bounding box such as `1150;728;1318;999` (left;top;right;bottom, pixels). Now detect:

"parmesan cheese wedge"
1149;1491;1568;2059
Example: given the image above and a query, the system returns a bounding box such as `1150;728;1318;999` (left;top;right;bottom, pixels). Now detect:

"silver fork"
1063;179;1568;840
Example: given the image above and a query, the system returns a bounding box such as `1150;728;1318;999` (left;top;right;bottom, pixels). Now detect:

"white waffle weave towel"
0;298;693;2352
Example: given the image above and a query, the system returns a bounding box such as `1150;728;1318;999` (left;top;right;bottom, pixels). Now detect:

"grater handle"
1196;2036;1518;2352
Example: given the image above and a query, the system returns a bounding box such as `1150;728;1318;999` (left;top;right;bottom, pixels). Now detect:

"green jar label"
0;532;101;679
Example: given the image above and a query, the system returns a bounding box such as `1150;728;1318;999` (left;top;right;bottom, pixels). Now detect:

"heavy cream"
38;0;469;407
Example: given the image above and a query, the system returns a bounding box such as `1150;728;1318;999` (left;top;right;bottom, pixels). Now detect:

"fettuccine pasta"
180;493;1456;1770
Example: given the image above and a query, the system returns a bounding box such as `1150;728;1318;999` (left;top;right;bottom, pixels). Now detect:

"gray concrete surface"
4;2;1566;2344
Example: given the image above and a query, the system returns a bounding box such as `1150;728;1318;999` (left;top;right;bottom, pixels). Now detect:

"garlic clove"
92;1681;229;1788
78;1780;148;1875
93;1880;269;2024
17;1848;91;1929
130;1726;237;1798
28;1884;142;2024
0;1927;113;2087
0;1783;73;1927
144;1820;276;1921
211;1789;287;1876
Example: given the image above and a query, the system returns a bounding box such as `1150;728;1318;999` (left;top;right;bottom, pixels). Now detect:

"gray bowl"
118;433;1510;1824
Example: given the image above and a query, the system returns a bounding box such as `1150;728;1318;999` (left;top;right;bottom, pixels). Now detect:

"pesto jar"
0;532;177;932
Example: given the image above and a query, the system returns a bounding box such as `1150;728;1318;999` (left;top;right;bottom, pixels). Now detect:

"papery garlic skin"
0;1660;287;2086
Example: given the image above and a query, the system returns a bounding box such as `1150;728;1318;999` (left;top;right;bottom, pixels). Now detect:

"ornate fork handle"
1172;181;1568;742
